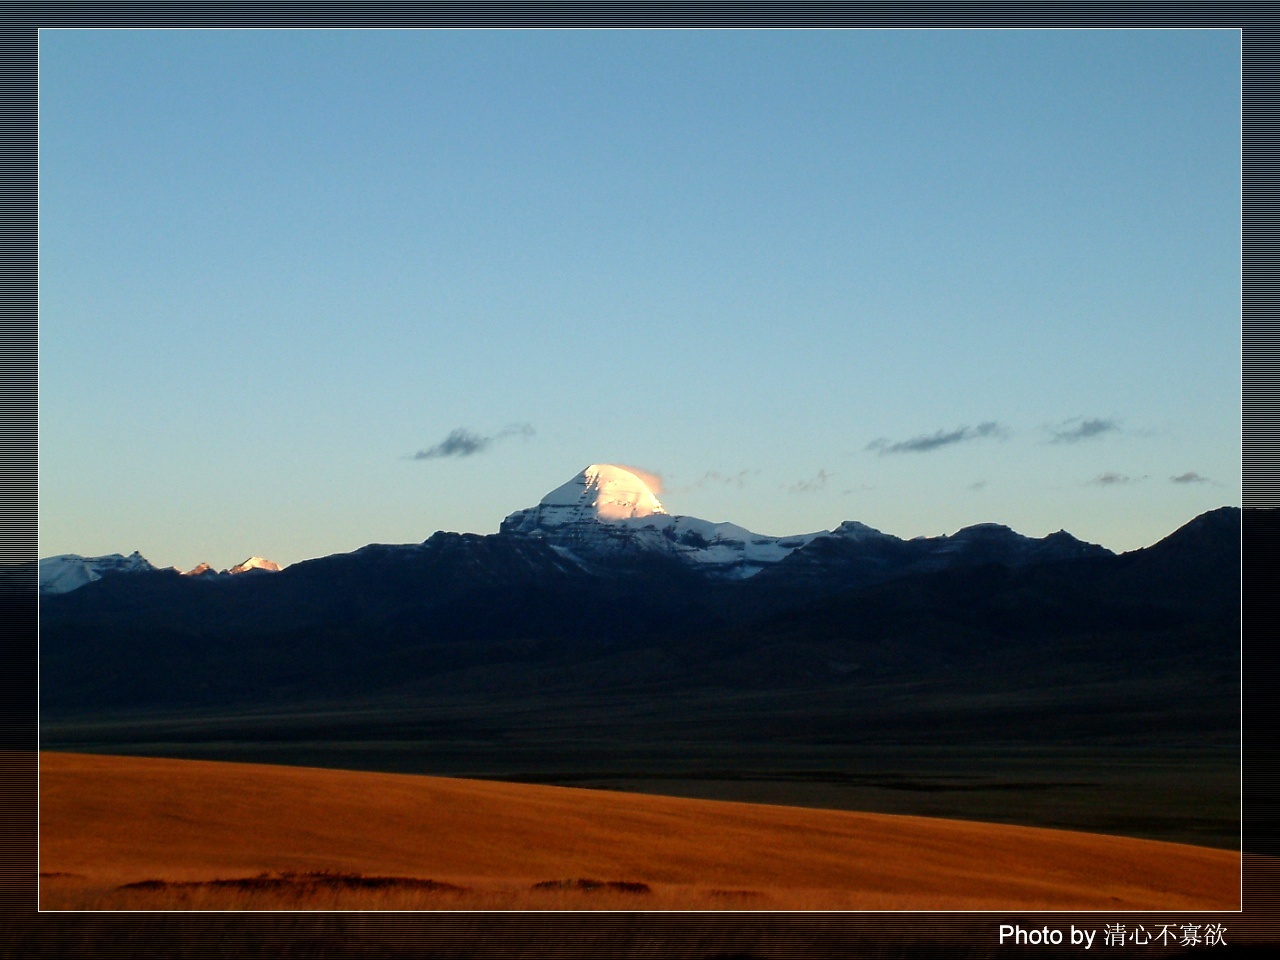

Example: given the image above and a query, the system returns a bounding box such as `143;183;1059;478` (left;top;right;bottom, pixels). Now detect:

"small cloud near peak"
670;469;758;495
787;468;831;494
1048;417;1119;444
496;422;535;441
867;422;1006;456
412;422;534;460
1088;471;1144;487
414;428;489;459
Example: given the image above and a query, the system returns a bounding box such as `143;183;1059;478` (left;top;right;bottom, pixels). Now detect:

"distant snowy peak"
227;556;282;575
183;557;283;577
38;551;157;595
40;552;285;593
501;464;823;578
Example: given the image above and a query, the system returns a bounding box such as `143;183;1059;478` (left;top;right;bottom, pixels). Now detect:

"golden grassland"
38;752;1239;911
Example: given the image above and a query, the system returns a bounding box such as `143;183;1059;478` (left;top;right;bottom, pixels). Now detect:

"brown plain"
39;752;1239;911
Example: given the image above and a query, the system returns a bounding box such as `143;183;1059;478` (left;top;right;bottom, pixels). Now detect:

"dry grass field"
39;752;1239;911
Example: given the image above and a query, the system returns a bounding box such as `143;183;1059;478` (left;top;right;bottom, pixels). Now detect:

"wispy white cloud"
671;469;758;494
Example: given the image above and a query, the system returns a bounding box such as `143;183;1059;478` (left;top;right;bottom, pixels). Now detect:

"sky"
39;29;1241;571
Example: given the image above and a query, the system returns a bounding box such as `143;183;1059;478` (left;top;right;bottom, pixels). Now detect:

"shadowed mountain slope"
40;507;1239;720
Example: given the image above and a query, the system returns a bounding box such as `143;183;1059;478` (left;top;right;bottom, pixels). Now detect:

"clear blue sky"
39;29;1241;570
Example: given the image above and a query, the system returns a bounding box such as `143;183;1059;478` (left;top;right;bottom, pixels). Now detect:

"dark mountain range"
39;479;1241;719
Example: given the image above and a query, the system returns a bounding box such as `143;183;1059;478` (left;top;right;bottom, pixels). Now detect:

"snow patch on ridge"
38;551;157;595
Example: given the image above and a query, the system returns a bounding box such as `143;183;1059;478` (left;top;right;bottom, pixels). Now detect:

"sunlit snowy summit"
183;557;283;578
226;556;283;575
500;464;824;578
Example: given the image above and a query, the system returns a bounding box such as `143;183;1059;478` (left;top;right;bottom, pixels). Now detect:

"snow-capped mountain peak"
185;557;284;577
501;464;822;578
38;551;157;595
39;552;285;594
530;464;668;525
227;556;282;575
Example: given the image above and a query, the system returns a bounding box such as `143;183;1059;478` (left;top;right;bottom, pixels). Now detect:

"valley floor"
41;678;1242;850
38;752;1239;912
